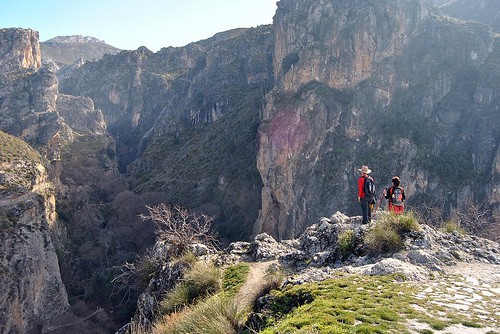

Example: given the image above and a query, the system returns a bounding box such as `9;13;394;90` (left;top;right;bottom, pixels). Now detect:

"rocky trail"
234;260;500;333
406;262;500;334
234;261;277;312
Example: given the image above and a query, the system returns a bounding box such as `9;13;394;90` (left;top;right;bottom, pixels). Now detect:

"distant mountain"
41;35;121;68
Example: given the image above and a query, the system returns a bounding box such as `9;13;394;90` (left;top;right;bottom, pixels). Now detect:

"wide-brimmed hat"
358;165;371;174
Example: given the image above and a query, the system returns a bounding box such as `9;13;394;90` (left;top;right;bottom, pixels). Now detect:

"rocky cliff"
256;0;500;238
0;28;121;332
0;28;41;73
0;130;68;334
0;28;72;158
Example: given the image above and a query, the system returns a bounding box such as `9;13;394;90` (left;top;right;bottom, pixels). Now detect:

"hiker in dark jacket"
383;176;406;214
357;165;375;224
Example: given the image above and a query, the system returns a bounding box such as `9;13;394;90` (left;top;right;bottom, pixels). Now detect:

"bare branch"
140;203;219;257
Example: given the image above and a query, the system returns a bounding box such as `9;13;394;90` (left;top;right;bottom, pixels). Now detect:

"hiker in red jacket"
357;165;375;224
383;176;406;214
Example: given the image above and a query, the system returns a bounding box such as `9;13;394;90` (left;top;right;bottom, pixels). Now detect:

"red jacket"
358;175;373;198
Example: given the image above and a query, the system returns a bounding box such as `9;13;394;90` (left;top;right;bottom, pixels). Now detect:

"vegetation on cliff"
0;130;45;196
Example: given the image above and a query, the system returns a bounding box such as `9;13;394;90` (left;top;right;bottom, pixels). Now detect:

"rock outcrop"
0;131;68;334
0;28;71;156
241;212;500;270
0;28;41;74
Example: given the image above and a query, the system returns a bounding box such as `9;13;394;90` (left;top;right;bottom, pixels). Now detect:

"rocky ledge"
230;212;499;283
119;211;499;333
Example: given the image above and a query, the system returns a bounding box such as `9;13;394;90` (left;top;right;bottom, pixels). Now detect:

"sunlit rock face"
272;0;432;92
0;132;68;334
0;28;41;73
0;28;68;153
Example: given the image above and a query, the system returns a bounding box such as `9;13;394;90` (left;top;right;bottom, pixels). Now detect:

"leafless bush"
111;253;158;306
419;200;492;236
139;203;219;257
456;200;491;235
112;204;219;302
418;202;447;228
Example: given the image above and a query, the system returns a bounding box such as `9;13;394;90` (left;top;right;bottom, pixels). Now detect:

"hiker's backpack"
364;176;376;197
390;187;404;206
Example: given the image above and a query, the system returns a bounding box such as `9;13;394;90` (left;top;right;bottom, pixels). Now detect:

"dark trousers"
360;196;373;224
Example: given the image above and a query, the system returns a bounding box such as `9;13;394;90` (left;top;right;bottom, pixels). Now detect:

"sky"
1;0;278;52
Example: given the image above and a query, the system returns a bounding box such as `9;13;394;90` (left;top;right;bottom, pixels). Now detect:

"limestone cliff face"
56;94;107;135
0;28;41;74
272;0;432;91
256;0;499;238
0;131;68;334
0;28;71;158
0;28;110;164
0;29;118;331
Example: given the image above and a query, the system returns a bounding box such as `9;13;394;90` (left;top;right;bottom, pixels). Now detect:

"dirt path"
235;260;277;311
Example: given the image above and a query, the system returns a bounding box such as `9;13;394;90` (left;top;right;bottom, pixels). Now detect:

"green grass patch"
259;274;416;334
427;319;448;330
0;131;44;191
462;320;482;328
154;266;498;333
440;220;466;235
155;294;240;334
0;130;42;165
155;262;251;333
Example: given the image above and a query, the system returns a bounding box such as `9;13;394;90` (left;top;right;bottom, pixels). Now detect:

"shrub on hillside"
161;261;222;314
338;229;355;259
364;212;421;255
441;220;466;235
155;262;252;333
154;294;239;334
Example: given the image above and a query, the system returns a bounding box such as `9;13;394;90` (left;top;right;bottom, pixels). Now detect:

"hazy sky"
1;0;278;52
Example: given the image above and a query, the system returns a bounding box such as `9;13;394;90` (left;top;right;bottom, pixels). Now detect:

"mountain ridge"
40;34;121;70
